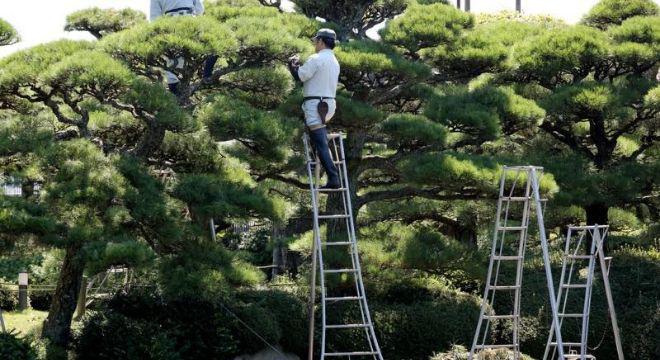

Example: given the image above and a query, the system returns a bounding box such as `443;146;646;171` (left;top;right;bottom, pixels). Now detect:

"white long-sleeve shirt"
298;49;340;98
150;0;204;21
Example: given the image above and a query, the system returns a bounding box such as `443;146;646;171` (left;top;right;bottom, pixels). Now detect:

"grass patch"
2;309;47;335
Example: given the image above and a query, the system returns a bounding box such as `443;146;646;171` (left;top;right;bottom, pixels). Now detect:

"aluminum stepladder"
469;166;565;360
303;132;383;360
543;225;624;360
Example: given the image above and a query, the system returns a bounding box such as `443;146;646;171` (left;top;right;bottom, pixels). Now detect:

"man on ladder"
288;28;341;189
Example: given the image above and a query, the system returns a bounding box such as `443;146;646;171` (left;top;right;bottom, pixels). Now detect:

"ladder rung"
309;160;343;165
474;344;515;349
325;296;363;302
559;313;584;318
550;342;582;347
500;196;529;201
568;225;609;230
483;314;518;320
324;269;357;274
503;165;543;170
314;187;348;192
562;284;588;289
326;323;370;329
566;255;592;260
325;352;379;357
565;355;595;359
497;226;527;231
318;214;350;219
493;255;522;261
488;285;520;290
322;241;353;246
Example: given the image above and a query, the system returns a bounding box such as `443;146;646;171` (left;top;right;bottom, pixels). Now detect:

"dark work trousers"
308;127;340;187
203;55;218;79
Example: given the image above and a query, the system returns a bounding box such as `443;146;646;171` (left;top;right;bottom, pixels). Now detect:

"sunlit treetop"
583;0;658;29
65;7;146;39
0;18;19;46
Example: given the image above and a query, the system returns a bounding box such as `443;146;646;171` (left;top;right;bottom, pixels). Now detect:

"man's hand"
288;55;301;82
288;55;300;67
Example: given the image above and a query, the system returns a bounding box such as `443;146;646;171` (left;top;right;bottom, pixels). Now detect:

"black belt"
303;96;335;102
165;7;193;14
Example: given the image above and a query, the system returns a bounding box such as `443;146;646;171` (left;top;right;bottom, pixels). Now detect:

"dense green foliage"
0;331;37;360
0;18;19;46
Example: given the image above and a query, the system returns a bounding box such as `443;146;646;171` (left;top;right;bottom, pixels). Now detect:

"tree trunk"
134;123;165;159
42;243;85;348
585;202;609;252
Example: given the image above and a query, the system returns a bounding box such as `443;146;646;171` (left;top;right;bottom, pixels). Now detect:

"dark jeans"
309;127;340;186
203;55;218;79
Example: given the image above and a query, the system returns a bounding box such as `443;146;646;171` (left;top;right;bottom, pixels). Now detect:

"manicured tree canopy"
0;4;302;348
64;8;146;39
507;1;659;227
0;18;19;46
582;0;658;29
203;1;557;249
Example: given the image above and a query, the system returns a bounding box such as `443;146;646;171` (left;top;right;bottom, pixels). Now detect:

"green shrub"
608;207;641;231
75;287;310;359
0;331;37;360
28;290;52;311
237;289;308;356
0;283;18;310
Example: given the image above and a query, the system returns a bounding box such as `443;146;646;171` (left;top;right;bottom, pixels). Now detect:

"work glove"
288;55;301;81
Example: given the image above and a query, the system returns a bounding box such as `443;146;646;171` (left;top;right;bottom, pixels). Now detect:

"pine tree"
232;2;554;242
0;6;298;348
0;18;19;46
507;0;659;227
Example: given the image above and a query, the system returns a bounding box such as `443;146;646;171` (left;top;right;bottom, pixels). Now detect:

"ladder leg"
580;229;598;359
596;229;624;360
513;175;533;359
469;170;508;360
544;228;575;360
531;168;565;360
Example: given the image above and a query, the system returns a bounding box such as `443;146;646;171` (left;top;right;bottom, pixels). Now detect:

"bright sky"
1;0;658;58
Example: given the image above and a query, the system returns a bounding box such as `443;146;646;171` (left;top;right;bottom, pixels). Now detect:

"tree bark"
585;202;609;252
42;242;85;348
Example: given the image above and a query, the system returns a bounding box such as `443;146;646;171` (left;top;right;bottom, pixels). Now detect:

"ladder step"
488;285;520;290
324;269;357;274
474;344;515;349
483;314;518;320
326;323;370;329
325;352;379;357
493;255;522;261
559;313;584;318
565;355;595;359
309;160;343;165
318;214;350;219
322;241;353;246
566;255;592;260
561;284;588;289
497;226;527;231
314;187;348;192
325;296;363;302
550;342;583;347
500;196;530;201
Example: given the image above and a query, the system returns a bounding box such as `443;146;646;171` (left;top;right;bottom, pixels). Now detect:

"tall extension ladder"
543;225;624;360
469;166;565;360
303;133;383;360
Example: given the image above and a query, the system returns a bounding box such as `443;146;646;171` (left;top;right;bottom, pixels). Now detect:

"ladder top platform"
502;165;544;170
568;225;610;230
